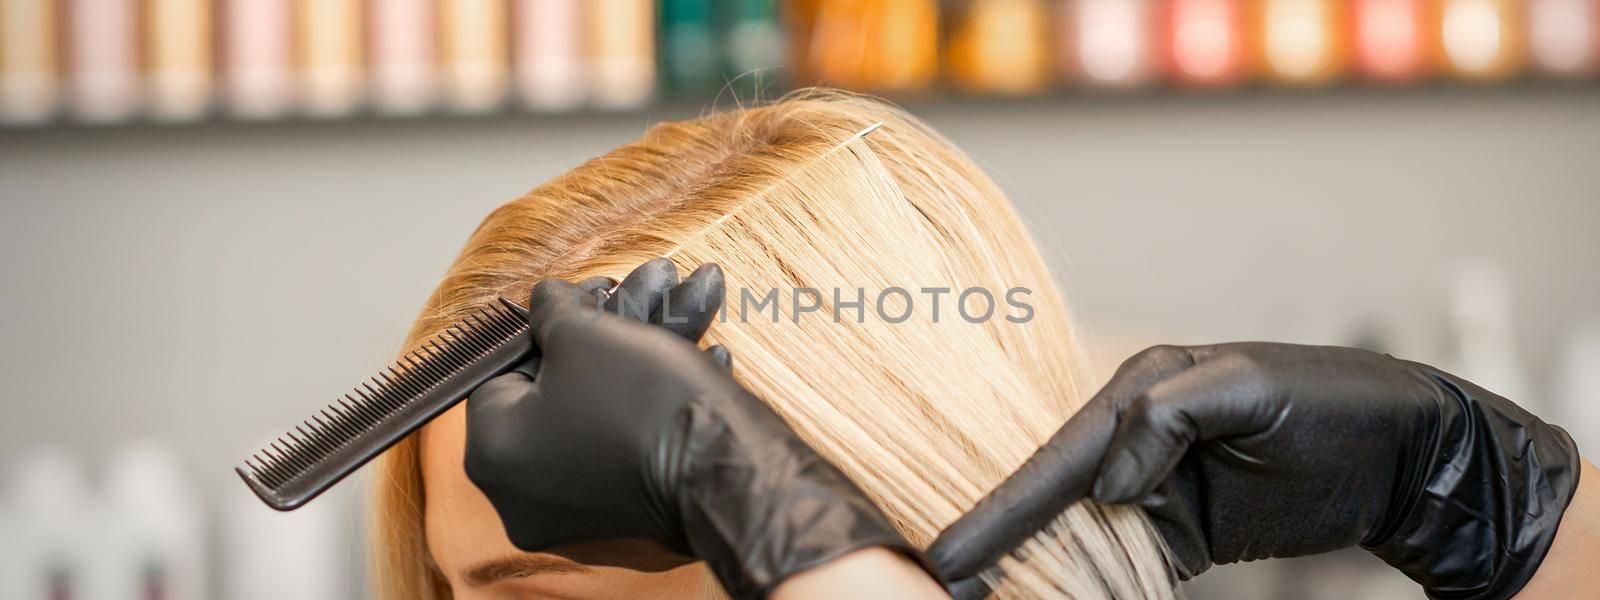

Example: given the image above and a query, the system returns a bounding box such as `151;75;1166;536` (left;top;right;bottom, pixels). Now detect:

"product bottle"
441;0;510;113
513;0;587;111
948;0;1053;95
1528;0;1599;77
1445;260;1534;412
221;435;351;600
98;442;207;600
146;0;214;121
297;0;364;116
369;0;439;115
0;0;58;124
588;0;656;109
222;0;294;119
1556;320;1600;455
721;0;785;98
660;0;722;94
3;451;95;600
1437;0;1525;81
1062;0;1157;89
1160;0;1250;87
1350;0;1434;83
1257;0;1347;85
67;0;142;122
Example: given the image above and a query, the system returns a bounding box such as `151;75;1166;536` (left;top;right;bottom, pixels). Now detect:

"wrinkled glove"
929;342;1581;600
465;259;932;599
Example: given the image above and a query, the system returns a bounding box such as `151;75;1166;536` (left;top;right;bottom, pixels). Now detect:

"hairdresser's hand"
465;260;934;599
929;343;1581;600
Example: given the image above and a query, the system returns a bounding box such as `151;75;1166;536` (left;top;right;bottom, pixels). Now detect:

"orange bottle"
947;0;1052;94
297;0;363;116
799;0;937;92
146;0;214;120
1255;0;1347;85
440;0;509;113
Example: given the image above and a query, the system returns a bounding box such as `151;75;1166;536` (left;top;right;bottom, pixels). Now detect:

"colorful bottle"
441;0;510;113
798;0;938;92
588;0;655;109
68;0;141;122
513;0;586;111
660;0;722;94
1256;0;1347;85
1160;0;1250;87
222;0;294;119
721;0;785;97
1437;0;1524;81
369;0;438;115
1528;0;1599;77
1;0;58;124
1062;0;1157;89
146;0;214;121
948;0;1053;95
297;0;364;116
1350;0;1434;83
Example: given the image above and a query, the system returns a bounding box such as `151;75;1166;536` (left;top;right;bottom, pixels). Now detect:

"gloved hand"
464;259;931;599
928;343;1581;600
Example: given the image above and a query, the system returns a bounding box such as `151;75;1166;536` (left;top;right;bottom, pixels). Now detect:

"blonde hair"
370;90;1175;599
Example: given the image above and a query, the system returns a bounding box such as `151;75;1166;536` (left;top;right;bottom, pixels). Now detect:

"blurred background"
1;0;1597;598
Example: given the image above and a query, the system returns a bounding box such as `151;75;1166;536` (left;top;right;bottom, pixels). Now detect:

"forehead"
418;402;522;579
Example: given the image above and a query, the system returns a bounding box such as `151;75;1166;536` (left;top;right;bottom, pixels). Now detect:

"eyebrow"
462;554;592;586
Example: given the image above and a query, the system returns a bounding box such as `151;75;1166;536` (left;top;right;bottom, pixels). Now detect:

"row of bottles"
0;0;669;125
4;0;1597;127
1354;259;1600;455
0;441;354;599
791;0;1600;93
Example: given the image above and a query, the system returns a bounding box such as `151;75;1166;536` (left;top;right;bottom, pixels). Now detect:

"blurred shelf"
3;79;1597;141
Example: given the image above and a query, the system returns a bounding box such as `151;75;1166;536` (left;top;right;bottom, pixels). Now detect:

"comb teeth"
237;298;533;510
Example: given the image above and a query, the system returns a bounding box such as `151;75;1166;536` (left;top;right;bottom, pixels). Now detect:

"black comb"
236;298;533;511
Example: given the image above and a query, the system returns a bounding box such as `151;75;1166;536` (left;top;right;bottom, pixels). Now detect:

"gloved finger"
577;276;619;302
605;258;679;322
706;345;732;371
526;279;596;349
1092;351;1283;504
465;368;536;418
653;263;725;341
463;369;539;493
926;345;1198;585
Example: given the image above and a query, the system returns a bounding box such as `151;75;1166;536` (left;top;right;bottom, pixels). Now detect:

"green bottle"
719;0;785;99
660;0;723;94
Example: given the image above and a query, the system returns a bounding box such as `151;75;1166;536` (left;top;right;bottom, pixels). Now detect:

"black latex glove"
464;259;929;599
929;342;1581;600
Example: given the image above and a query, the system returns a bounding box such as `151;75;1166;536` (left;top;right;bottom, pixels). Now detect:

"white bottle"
221;434;352;600
1556;320;1600;453
1446;260;1534;411
97;441;208;600
2;450;94;600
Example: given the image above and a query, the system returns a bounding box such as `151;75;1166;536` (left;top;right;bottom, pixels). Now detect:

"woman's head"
373;90;1174;599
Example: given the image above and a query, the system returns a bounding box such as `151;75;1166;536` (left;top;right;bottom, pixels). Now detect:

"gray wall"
2;87;1596;596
